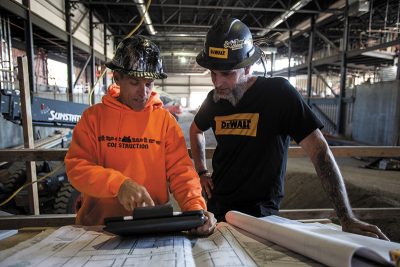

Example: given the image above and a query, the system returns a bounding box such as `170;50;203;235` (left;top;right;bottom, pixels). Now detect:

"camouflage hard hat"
196;18;262;70
105;35;167;79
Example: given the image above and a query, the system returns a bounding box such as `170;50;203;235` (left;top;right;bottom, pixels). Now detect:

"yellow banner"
215;113;259;136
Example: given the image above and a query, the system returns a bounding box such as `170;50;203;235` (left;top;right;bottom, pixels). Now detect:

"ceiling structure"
1;0;400;75
83;0;400;75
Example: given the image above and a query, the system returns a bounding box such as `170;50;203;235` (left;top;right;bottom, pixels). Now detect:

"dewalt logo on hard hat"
209;47;228;59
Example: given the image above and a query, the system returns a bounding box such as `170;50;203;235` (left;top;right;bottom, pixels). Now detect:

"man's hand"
117;179;155;211
341;217;389;241
200;172;213;199
189;211;217;236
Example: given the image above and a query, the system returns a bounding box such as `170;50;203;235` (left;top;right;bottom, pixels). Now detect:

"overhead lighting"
179;57;187;63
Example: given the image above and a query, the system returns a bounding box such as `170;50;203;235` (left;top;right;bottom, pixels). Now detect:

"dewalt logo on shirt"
209;47;228;59
215;113;259;137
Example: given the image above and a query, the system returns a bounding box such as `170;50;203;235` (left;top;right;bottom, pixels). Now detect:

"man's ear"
113;72;121;84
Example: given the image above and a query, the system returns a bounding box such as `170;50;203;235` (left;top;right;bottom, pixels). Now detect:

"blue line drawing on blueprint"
0;223;322;267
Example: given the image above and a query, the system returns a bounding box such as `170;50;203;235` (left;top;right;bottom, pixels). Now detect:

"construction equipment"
0;89;88;127
0;88;87;214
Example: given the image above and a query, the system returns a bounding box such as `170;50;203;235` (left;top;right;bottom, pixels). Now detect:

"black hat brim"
196;46;262;71
105;61;167;79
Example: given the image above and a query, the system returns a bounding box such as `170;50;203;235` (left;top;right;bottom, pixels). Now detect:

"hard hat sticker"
209;47;228;59
224;38;252;50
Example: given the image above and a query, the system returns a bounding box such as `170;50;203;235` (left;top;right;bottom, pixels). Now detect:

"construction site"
0;0;399;266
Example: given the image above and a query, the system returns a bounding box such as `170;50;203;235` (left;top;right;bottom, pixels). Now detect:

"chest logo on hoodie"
214;113;259;137
98;135;161;149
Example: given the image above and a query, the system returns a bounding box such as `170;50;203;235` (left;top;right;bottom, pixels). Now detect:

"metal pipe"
258;0;312;36
134;0;156;35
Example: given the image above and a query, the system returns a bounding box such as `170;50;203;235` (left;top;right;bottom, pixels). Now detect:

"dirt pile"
282;170;400;242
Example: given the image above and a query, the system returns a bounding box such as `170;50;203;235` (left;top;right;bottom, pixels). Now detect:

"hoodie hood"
102;90;163;111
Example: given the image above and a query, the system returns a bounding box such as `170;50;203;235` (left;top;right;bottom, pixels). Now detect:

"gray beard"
213;78;248;107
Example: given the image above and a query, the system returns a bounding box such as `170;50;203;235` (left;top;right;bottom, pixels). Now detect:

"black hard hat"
196;18;262;70
105;35;167;79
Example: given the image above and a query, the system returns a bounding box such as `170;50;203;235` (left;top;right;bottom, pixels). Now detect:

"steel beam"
89;7;95;105
306;15;316;104
65;0;74;101
22;0;35;93
71;1;341;14
336;0;349;135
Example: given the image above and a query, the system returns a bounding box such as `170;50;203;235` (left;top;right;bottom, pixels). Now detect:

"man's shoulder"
257;76;290;86
251;76;293;96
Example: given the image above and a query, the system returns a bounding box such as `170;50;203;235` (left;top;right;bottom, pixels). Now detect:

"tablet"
103;205;206;236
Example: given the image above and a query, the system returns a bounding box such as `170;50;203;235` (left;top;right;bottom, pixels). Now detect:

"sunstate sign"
209;47;228;59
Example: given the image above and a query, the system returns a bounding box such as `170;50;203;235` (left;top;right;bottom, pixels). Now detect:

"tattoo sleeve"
189;125;207;172
313;143;355;223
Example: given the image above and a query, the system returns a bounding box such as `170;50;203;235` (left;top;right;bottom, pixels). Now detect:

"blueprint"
226;211;400;267
0;223;321;267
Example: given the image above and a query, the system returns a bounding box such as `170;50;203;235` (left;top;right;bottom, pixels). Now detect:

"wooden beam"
17;56;39;215
0;146;399;162
0;208;398;230
0;149;68;161
280;207;400;221
0;214;76;229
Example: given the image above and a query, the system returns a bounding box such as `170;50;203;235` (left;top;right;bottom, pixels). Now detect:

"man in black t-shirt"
190;18;389;240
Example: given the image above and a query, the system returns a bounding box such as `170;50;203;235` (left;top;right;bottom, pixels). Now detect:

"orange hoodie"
65;91;206;225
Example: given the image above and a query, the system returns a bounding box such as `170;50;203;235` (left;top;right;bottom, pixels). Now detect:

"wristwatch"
197;170;209;176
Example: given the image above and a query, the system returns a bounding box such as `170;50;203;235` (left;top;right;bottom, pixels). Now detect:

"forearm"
189;123;208;172
300;130;355;224
312;145;355;223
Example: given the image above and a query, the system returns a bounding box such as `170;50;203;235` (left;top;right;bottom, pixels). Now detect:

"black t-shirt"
194;76;323;220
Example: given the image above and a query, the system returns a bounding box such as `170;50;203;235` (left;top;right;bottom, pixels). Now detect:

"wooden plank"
0;146;399;162
0;149;68;161
0;208;398;230
280;207;400;221
0;214;76;230
17;56;39;215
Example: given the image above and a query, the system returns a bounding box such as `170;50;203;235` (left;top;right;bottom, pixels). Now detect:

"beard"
213;76;248;107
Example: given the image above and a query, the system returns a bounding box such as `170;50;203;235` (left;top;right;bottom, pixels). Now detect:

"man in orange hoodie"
65;35;216;235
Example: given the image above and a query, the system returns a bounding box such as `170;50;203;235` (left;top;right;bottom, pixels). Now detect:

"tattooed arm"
299;129;389;240
190;122;213;199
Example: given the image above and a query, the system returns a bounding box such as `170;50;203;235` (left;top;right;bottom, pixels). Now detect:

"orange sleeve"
164;113;207;211
65;109;127;198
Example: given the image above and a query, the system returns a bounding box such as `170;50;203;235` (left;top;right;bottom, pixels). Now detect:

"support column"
306;15;316;105
288;30;292;80
103;25;108;86
65;0;74;101
89;7;95;105
22;0;35;93
336;0;350;135
270;52;275;77
188;75;191;108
